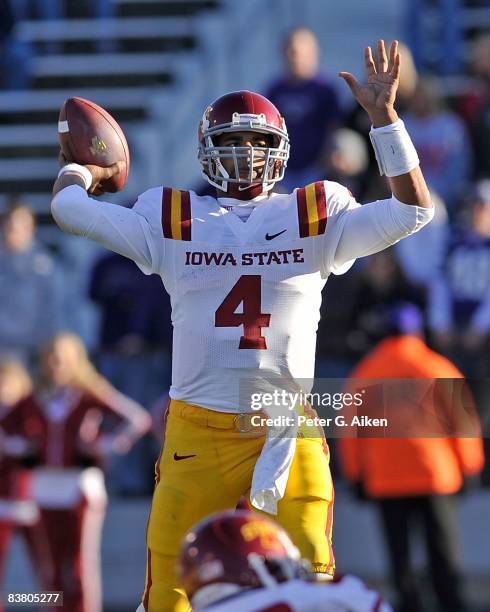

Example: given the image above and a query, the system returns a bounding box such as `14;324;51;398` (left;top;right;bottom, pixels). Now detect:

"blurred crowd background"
0;0;490;610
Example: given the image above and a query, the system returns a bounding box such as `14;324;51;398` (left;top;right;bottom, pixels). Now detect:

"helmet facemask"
191;550;308;609
198;112;289;194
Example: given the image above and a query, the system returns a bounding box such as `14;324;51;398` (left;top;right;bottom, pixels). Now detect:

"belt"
170;399;266;433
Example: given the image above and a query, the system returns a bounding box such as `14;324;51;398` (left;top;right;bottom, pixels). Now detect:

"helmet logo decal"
90;136;108;156
231;112;267;127
240;521;285;550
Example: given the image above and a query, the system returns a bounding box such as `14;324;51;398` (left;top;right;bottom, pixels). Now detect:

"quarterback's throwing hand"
56;150;126;196
84;161;126;196
339;39;400;127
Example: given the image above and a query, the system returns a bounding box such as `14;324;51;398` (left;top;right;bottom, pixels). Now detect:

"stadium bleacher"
0;0;222;210
16;17;197;53
2;0;485;212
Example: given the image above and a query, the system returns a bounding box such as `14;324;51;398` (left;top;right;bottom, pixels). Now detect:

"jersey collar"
215;196;271;245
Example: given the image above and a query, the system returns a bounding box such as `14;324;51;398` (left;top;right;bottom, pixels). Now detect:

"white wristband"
57;163;93;190
369;119;420;177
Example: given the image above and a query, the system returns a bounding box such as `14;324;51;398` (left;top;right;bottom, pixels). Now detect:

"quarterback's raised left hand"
339;39;400;127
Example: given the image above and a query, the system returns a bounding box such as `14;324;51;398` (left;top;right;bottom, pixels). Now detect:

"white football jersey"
51;181;433;413
199;575;392;612
131;181;359;411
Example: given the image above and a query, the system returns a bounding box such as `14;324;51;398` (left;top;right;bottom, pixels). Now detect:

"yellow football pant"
141;400;334;612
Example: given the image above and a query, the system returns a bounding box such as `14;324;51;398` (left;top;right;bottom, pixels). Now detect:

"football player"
51;40;433;612
178;509;392;611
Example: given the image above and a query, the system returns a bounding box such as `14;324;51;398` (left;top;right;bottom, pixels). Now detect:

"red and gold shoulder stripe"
161;187;191;240
296;181;327;238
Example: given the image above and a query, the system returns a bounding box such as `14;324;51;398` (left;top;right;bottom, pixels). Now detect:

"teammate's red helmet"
178;510;305;608
198;90;289;199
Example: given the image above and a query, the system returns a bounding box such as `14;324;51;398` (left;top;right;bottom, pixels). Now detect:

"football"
58;97;130;192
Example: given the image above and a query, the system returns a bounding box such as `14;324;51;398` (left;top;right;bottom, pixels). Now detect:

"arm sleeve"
92;388;151;437
51;185;163;275
331;196;434;273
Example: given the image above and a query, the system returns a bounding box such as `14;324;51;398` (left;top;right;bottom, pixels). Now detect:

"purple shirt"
265;75;341;170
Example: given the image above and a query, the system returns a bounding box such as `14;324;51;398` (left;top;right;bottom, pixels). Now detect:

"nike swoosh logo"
173;453;196;461
265;229;287;240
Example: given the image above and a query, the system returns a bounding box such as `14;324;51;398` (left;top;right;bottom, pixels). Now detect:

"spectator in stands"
12;332;151;612
320;127;369;197
89;252;172;405
265;27;341;191
345;250;425;359
339;304;485;612
468;34;490;178
315;269;360;379
0;0;31;89
395;190;449;289
428;180;490;378
89;252;172;494
0;200;60;365
404;77;472;213
457;33;490;130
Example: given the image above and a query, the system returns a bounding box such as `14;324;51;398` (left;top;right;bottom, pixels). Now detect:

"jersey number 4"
215;275;271;349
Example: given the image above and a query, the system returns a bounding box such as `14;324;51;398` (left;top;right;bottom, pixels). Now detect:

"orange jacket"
338;336;485;497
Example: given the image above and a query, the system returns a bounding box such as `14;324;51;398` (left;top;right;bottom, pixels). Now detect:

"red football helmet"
198;90;289;200
178;510;307;608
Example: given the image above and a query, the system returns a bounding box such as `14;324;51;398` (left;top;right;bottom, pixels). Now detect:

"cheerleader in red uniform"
15;332;152;612
0;361;42;611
